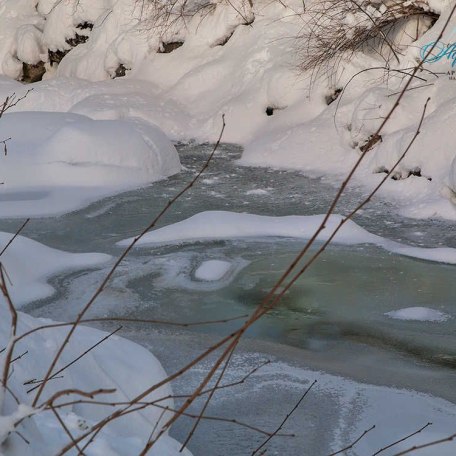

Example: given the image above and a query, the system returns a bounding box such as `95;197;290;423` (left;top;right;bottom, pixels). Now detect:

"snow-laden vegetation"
1;0;456;218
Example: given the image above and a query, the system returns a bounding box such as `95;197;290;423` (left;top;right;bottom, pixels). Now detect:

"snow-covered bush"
299;0;438;81
0;0;254;81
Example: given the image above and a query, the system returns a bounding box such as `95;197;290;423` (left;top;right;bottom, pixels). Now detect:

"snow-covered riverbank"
0;232;192;455
2;0;456;218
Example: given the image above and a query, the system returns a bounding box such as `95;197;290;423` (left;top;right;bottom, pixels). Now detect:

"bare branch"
328;425;376;456
252;380;317;455
392;432;456;456
372;422;432;455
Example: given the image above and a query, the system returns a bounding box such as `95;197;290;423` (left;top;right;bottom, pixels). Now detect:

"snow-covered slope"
1;0;456;219
0;232;191;455
0;108;181;217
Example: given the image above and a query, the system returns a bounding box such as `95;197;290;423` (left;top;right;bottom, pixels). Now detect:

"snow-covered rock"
0;111;180;217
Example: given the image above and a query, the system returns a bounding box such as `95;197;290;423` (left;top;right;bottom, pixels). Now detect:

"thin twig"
372;422;432;455
252;380;317;455
32;114;226;407
328;425;376;455
392;432;456;456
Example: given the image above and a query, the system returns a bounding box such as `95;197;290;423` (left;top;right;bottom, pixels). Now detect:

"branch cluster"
299;0;438;79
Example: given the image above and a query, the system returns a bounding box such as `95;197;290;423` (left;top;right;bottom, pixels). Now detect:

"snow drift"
0;231;191;455
0;111;180;217
1;0;456;218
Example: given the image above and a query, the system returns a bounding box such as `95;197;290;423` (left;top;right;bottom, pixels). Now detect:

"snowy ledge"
119;210;456;265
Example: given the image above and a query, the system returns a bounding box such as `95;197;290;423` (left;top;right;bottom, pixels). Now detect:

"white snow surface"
0;0;456;218
0;231;110;307
0;308;192;456
0;110;180;217
194;259;232;281
0;232;191;455
385;306;451;322
119;210;456;265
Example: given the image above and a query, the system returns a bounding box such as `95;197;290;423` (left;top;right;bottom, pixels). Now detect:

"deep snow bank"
1;0;456;219
0;308;192;456
0;110;180;217
0;232;191;455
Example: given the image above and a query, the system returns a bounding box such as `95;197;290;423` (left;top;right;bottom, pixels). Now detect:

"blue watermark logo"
420;41;456;67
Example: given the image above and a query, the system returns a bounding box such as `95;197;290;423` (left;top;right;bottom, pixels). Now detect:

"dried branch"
392;432;456;456
43;388;116;408
31;116;226;407
372;422;432;455
328;425;376;455
299;0;438;80
0;90;32;119
0;263;18;391
252;379;317;455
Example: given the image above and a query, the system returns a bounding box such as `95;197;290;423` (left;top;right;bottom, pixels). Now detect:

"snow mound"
118;210;456;265
0;231;110;307
0;308;192;456
0;111;180;217
386;307;450;322
194;259;232;281
0;229;191;455
119;211;381;246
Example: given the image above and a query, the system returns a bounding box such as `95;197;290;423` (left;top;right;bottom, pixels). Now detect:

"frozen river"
3;143;456;455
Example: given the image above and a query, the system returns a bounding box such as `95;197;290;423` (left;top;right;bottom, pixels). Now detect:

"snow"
1;0;456;219
0;307;192;456
0;111;180;217
0;231;192;455
385;306;451;322
194;259;232;281
119;210;456;265
1;1;456;454
0;231;110;307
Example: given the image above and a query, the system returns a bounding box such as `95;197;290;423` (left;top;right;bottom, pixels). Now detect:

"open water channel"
2;143;456;455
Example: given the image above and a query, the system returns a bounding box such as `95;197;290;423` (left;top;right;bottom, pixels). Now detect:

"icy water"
3;143;456;455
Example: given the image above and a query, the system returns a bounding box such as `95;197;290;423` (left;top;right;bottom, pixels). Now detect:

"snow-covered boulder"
0;111;180;217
